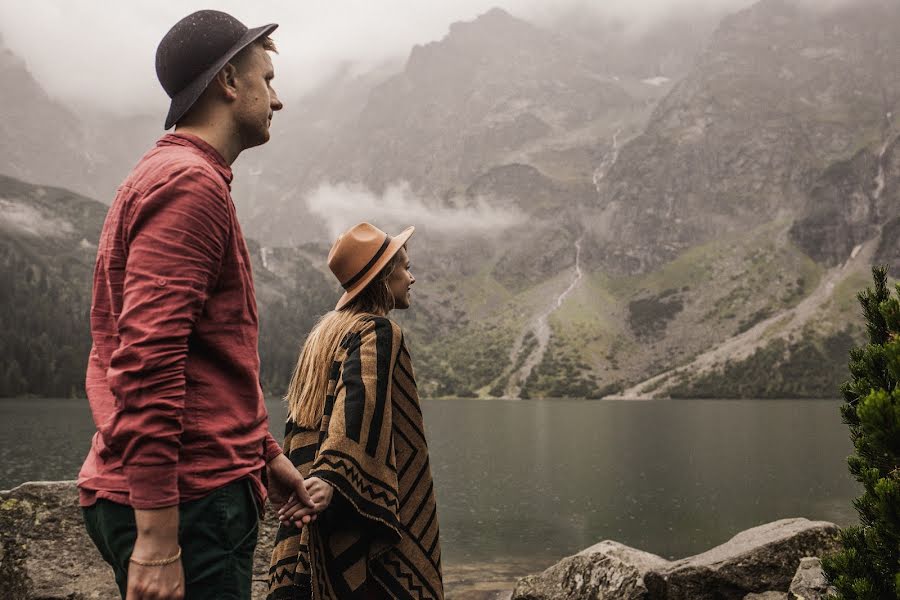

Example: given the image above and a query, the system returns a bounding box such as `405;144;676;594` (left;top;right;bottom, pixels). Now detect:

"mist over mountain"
0;34;159;204
587;0;900;274
2;0;898;400
0;39;92;197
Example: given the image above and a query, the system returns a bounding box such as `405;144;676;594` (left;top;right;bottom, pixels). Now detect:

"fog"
305;182;525;238
0;0;763;116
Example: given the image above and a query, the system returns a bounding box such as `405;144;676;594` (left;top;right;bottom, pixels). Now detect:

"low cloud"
304;182;524;239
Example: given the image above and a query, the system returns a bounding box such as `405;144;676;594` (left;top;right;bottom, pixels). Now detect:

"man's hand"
278;476;333;527
267;453;317;525
127;506;184;600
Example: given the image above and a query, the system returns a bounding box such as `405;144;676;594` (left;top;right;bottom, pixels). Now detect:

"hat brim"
335;226;415;311
164;22;278;130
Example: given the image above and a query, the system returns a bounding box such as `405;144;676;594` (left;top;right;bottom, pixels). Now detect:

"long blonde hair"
286;249;404;428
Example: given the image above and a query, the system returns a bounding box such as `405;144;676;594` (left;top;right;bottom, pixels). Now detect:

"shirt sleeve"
104;166;230;509
264;431;283;462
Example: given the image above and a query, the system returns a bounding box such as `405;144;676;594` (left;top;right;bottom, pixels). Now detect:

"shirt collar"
157;133;234;186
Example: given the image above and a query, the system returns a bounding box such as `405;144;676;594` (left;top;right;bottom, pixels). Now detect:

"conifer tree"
822;266;900;599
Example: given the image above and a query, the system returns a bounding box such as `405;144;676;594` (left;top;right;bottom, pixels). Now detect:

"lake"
0;397;859;590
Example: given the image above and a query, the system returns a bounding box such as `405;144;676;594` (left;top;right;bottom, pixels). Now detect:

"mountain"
0;35;160;204
0;39;90;197
0;175;106;396
238;7;676;244
229;60;402;243
4;1;900;400
588;0;900;274
404;0;900;399
565;0;900;396
0;174;335;398
553;5;725;81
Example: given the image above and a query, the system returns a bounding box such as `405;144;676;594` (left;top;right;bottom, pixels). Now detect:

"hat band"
341;235;391;290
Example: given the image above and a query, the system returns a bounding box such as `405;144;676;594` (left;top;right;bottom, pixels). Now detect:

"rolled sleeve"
105;167;230;508
264;431;283;463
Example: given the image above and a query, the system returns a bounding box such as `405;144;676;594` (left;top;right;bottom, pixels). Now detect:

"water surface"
0;397;858;573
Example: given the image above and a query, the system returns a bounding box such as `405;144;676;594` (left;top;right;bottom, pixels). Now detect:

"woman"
268;222;444;600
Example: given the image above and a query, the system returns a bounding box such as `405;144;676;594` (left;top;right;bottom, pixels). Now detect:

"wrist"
133;506;179;549
132;536;180;562
130;545;181;566
269;454;300;484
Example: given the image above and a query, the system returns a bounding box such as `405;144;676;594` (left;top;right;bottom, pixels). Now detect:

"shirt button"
155;278;168;287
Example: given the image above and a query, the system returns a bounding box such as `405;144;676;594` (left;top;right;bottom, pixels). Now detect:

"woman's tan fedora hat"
328;223;415;310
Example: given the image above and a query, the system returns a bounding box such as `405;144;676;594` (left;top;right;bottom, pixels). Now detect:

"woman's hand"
278;477;333;527
306;477;334;510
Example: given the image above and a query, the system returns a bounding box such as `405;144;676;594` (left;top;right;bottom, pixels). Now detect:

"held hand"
266;453;316;524
306;477;334;511
127;508;184;600
278;477;333;527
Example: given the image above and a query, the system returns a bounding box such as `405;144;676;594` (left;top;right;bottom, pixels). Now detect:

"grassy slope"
665;261;883;399
518;222;824;398
407;219;837;399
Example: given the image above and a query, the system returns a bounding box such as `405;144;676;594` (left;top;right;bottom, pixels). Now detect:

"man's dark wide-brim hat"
156;10;277;130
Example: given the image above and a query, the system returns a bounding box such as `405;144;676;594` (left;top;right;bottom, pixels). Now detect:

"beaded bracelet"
129;546;182;567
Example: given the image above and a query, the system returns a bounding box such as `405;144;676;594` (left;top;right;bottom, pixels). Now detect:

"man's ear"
214;63;239;101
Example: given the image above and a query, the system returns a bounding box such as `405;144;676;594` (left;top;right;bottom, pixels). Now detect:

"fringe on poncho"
268;317;443;600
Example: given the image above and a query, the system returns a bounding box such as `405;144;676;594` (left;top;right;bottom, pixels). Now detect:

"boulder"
512;541;670;600
788;557;835;600
644;518;839;599
0;481;118;600
513;519;840;600
0;481;280;600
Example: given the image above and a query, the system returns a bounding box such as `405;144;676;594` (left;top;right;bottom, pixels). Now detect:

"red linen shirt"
78;133;282;510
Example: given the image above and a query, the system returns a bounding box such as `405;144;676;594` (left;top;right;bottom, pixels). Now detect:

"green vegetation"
736;308;772;334
488;331;536;397
0;243;92;397
822;267;900;598
412;320;516;397
521;329;606;399
256;291;334;397
627;290;684;339
668;329;857;399
0;176;339;399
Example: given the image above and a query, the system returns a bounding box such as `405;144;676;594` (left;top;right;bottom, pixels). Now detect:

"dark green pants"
82;478;259;600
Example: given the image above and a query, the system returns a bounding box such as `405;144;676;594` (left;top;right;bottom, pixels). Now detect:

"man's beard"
238;117;270;150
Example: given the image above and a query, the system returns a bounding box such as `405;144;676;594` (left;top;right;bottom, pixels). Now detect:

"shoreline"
1;481;844;600
0;395;845;402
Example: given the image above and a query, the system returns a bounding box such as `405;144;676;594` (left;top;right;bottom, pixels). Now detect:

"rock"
0;481;282;600
645;518;839;600
788;557;835;600
513;518;839;600
0;481;116;600
511;540;670;600
2;483;842;600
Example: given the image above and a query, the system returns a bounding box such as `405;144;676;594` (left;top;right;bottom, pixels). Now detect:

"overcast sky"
0;0;760;116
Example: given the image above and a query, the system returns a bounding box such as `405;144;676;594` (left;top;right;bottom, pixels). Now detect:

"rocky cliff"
590;0;900;274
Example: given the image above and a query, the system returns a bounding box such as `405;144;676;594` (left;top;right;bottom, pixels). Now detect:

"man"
77;10;315;600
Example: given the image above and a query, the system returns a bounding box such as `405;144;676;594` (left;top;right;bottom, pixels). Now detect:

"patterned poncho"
268;317;443;600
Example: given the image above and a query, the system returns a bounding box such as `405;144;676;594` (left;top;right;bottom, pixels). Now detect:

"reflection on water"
0;398;858;576
423;398;858;568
